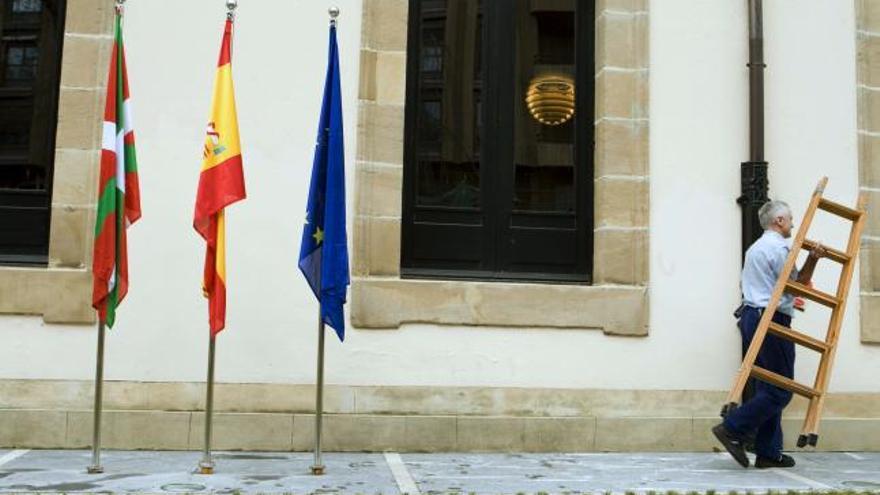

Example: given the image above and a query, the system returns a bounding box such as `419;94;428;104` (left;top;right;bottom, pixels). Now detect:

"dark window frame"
0;0;66;265
401;0;595;284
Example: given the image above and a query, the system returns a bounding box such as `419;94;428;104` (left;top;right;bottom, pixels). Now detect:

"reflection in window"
403;0;592;280
0;0;65;262
12;0;43;13
415;0;482;209
417;161;480;208
513;2;576;214
5;44;40;85
420;25;444;73
418;98;442;149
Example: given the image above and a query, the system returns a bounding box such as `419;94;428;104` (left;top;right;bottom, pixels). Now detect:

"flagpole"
87;320;106;474
198;334;217;474
87;0;128;477
310;6;340;477
196;0;238;476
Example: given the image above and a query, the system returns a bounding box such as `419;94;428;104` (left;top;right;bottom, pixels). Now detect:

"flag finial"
329;7;340;25
226;0;238;20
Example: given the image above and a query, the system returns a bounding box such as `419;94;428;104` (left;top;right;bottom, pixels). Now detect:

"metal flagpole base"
198;460;215;475
310;464;326;475
87;465;104;474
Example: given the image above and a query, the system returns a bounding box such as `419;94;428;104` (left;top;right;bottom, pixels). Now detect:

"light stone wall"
3;380;880;451
5;410;879;452
856;0;880;344
6;380;880;417
351;0;651;336
593;0;650;289
0;0;115;324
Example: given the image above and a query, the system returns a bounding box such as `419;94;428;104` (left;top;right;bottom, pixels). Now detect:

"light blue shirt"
742;230;799;316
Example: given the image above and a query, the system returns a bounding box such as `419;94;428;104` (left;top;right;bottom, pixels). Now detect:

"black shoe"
755;454;796;469
744;433;756;454
712;424;749;468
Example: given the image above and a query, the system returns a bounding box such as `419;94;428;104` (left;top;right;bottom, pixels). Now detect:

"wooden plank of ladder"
818;198;861;221
784;281;839;308
767;321;829;353
750;365;820;399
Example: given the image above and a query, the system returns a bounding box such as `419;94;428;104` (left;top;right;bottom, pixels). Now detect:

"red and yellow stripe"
193;19;246;335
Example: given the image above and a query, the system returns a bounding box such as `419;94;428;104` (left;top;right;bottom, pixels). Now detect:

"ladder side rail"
804;192;868;443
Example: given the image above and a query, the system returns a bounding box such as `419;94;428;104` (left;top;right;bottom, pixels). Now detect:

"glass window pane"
417;160;480;207
7;47;25;65
24;46;40;62
415;0;482;209
0;101;32;150
0;164;47;189
0;0;62;263
420;25;444;73
418;99;442;147
4;43;40;85
12;0;43;13
512;0;576;214
0;0;57;189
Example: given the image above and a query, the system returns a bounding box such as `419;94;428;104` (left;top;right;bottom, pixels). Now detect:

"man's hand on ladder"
809;243;828;259
797;242;827;285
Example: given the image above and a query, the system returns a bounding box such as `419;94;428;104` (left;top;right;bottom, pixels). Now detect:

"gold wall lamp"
526;74;575;126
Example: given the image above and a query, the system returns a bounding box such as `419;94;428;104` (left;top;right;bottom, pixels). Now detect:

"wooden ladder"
721;177;868;448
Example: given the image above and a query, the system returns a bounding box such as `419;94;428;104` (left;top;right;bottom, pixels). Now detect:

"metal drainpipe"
738;0;769;261
736;0;769;408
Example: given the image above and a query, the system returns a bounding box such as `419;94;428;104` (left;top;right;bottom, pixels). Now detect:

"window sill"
0;266;94;324
351;276;647;335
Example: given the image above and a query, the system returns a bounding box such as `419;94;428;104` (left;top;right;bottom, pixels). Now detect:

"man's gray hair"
758;200;791;230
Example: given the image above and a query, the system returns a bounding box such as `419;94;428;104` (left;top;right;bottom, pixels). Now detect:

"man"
713;200;826;469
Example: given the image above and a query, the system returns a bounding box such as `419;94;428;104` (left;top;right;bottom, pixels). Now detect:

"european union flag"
299;22;349;341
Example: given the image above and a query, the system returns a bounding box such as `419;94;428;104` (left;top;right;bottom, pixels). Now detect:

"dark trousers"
741;333;757;404
724;305;795;460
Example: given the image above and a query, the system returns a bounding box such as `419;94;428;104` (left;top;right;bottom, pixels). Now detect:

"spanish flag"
194;18;246;335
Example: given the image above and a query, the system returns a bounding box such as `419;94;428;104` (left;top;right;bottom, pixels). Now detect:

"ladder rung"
767;321;829;353
750;365;820;398
801;239;850;265
785;281;839;308
818;198;862;221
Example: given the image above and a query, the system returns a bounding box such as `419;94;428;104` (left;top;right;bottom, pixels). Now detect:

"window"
401;0;594;283
0;0;65;264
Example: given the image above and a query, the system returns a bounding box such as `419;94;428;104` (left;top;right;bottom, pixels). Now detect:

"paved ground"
1;449;880;494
